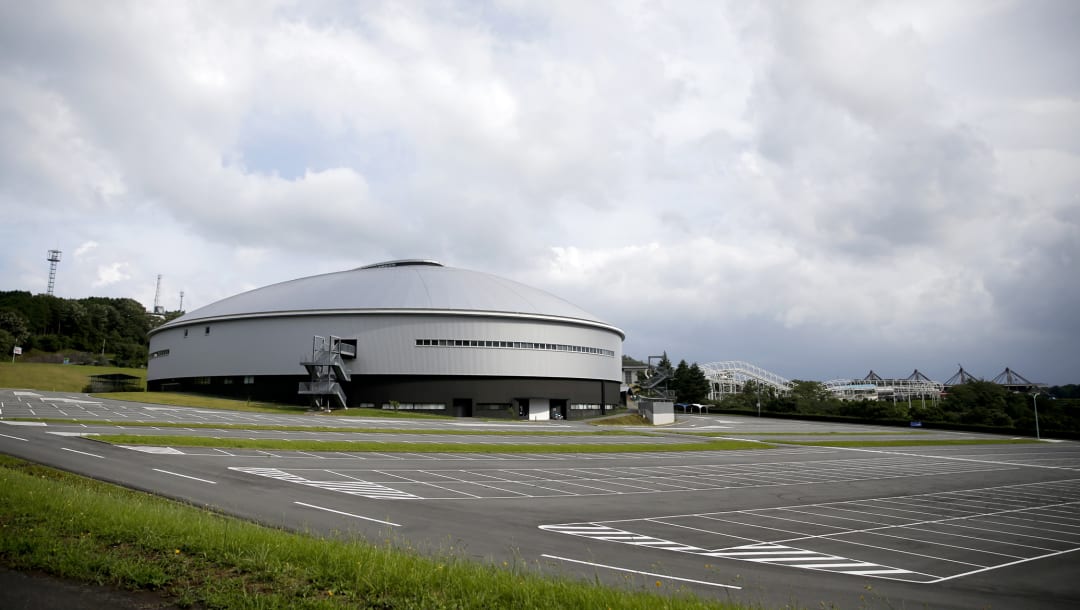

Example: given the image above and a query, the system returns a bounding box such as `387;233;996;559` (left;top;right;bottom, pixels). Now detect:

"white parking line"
294;501;400;527
61;447;104;459
542;479;1080;583
541;554;741;589
153;469;217;484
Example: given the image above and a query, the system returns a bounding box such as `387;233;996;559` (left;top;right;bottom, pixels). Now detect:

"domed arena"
146;260;624;419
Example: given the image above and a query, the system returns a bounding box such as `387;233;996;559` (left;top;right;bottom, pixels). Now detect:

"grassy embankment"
0;361;146;392
0;455;742;610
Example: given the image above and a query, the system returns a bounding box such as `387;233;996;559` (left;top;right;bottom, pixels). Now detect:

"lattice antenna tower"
179;290;185;312
153;274;164;314
46;249;61;296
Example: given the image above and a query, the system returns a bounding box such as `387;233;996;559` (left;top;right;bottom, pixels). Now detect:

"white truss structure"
700;361;794;401
823;377;943;402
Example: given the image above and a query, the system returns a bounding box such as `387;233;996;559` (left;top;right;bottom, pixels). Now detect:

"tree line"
719;378;1079;436
627;352;712;404
0;291;180;368
628;353;1078;435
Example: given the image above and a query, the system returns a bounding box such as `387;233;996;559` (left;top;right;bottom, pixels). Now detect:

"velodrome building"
146;260;624;420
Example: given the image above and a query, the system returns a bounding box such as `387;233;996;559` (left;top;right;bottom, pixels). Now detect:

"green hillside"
0;362;146;393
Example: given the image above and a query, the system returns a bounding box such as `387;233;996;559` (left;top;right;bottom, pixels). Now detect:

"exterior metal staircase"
298;335;354;410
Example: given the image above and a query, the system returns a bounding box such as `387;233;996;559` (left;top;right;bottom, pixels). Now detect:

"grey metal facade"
147;262;624;416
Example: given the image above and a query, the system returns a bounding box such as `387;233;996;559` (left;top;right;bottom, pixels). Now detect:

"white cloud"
93;262;130;287
0;0;1076;383
74;241;98;257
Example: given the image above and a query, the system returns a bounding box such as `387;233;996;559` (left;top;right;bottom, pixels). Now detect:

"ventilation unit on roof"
358;260;443;270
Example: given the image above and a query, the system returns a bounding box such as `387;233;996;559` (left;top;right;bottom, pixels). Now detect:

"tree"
0;329;14;357
671;359;691;400
683;363;712;404
0;310;30;345
656;352;672;373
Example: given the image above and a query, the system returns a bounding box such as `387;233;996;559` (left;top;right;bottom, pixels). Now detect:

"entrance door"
550;399;568;421
452;398;473;417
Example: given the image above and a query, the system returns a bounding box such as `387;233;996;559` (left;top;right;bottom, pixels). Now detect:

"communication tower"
46;250;61;296
153;274;164;314
179;290;185;311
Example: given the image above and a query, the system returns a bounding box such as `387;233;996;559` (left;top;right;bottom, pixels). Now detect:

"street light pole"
1032;393;1041;440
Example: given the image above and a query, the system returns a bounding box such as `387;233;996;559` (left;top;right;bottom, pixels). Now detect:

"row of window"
360;402;607;411
193;376;254;385
182;326;212;337
414;339;614;357
363;403;447;410
149;349;170;359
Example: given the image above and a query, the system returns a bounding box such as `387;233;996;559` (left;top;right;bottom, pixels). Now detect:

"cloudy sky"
2;0;1077;384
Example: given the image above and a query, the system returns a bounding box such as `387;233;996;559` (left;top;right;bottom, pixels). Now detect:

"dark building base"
147;374;619;419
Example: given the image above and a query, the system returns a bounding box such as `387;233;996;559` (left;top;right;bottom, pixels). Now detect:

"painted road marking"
542;479;1080;583
61;447;105;459
294;501;401;527
541;554;741;589
153;469;217;484
231;466;420;499
0;432;29;441
120;445;185;454
539;524;925;581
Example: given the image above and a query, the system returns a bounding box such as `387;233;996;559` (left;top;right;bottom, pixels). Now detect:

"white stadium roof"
154;260;622;336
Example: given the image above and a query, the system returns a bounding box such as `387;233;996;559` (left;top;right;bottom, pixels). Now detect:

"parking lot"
3;389;1079;608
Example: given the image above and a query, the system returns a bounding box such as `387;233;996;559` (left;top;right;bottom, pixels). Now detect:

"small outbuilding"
88;373;143;393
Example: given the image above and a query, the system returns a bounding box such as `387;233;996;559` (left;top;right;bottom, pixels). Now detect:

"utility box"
639;399;674;425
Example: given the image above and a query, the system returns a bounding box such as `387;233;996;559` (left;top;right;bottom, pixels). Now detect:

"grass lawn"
92;391;309;414
0;362;146;393
93;393;460;419
91;434;773;453
678;431;928;437
589;414;651;426
0;455;742;609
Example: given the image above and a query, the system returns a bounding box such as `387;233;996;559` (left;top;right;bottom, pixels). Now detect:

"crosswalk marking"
230;466;420;499
121;445;185;454
540;525;930;581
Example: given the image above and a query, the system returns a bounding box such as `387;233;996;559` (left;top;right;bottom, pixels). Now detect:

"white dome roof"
156;261;622;336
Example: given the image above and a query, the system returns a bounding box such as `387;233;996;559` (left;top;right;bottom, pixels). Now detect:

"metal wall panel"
148;313;622;382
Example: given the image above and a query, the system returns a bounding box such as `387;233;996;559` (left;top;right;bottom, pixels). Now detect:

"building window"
150;349;170;359
194;377;211;385
415;338;614;357
243;376;254;384
204;326;211;335
183;329;188;337
223;378;234;385
380;403;447;410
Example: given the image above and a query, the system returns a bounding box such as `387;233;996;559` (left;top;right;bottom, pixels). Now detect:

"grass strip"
0;362;146;392
93;393;464;419
779;439;1041;447
92;435;772;453
6;419;652;436
675;431;928;437
0;455;740;609
588;414;651;426
91;392;318;414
